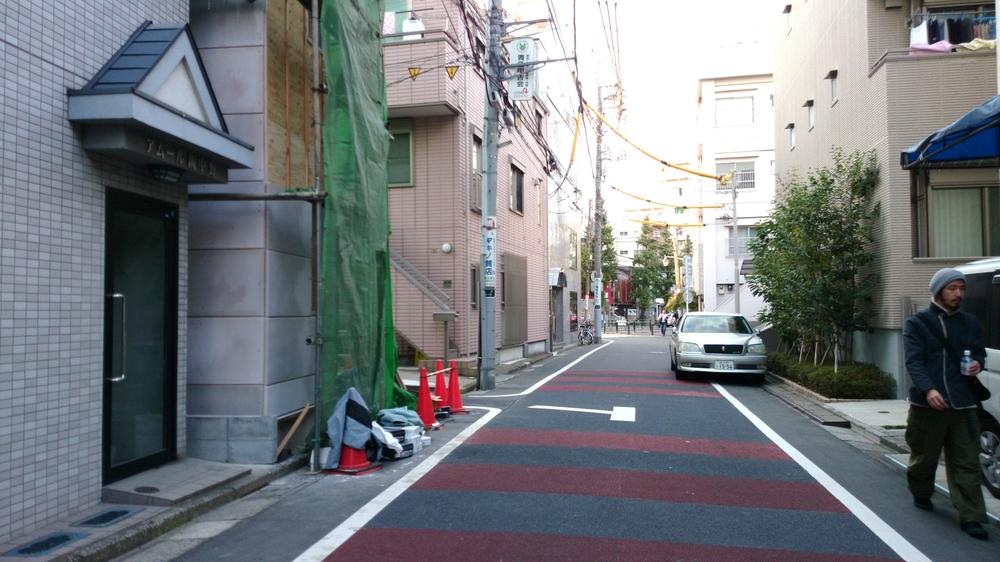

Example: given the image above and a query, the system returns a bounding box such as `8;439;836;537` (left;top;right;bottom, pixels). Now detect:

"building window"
510;164;524;213
388;130;413;186
783;4;792;34
913;171;1000;257
470;266;479;308
535;110;544;135
716;161;755;192
804;99;815;130
728;225;759;256
715;95;755;127
619;249;628;256
569;291;579;331
619;230;629;237
470;135;483;211
785;123;796;149
825;69;838;104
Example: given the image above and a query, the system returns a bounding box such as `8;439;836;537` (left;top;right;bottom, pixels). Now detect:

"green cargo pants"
905;405;987;524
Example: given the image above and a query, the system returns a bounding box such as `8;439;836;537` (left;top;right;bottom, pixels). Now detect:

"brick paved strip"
413;463;848;513
540;383;719;398
466;428;788;460
329;528;896;562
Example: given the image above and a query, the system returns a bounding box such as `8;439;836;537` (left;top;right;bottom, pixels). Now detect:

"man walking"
657;310;669;336
903;267;989;540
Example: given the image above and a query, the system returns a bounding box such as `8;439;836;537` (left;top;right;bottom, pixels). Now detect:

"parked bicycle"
578;322;594;345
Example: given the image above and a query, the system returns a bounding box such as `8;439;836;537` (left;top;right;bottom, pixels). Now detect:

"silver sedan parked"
669;312;767;384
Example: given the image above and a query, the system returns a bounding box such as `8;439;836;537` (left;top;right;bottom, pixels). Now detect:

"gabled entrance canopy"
68;22;254;184
901;94;1000;170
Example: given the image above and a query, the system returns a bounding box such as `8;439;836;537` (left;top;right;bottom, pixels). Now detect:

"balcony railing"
716;169;755;194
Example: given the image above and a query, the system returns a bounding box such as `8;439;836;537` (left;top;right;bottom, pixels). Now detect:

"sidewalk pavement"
765;374;1000;526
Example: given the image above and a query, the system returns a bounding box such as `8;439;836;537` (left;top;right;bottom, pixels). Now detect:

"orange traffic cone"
434;359;450;409
326;443;381;475
417;366;436;428
448;360;468;414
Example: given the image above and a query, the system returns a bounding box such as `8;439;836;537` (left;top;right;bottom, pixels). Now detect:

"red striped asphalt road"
328;529;898;562
539;383;720;398
557;375;681;384
414;463;847;512
466;427;788;460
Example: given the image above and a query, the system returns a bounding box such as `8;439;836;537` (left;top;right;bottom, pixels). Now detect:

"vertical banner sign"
509;38;536;101
483;216;497;297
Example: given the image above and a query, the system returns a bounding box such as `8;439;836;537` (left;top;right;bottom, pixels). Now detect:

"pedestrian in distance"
903;267;990;540
657;310;669;336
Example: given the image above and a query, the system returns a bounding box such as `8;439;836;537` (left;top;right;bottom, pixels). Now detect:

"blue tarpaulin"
901;94;1000;169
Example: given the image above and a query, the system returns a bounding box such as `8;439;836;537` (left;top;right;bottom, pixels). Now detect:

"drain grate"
4;531;88;558
73;507;143;528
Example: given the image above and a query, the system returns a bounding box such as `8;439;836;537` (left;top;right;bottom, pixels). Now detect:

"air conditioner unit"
716;285;726;295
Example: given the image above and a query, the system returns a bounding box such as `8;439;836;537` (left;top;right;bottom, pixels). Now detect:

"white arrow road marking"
530;405;636;422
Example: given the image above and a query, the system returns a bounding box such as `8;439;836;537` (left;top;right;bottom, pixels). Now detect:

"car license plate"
714;360;735;370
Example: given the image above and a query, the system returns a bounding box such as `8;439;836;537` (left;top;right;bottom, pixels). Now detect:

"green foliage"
630;219;675;311
748;149;881;367
581;210;617;297
767;353;895;399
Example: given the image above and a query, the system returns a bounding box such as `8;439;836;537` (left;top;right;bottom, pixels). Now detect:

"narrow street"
124;335;998;562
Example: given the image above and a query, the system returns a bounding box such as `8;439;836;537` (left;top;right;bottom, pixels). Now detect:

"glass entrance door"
104;189;178;483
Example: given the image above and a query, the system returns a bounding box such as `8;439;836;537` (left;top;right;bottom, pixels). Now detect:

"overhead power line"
611;185;722;209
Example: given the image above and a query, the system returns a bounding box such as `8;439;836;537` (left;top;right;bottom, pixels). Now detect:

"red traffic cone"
448;360;468;414
326;443;381;475
434;359;450;409
417;366;436;428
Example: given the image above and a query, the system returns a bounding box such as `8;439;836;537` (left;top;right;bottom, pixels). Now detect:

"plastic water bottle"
961;350;973;376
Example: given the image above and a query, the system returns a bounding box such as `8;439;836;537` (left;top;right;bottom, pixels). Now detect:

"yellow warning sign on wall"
408;67;421;80
445;65;459;80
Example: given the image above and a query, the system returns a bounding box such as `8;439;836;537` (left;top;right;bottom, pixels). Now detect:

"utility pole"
731;173;740;314
478;0;503;390
592;87;607;344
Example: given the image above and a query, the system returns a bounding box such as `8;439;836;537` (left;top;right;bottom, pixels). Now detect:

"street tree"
630;219;674;315
581;210;618;300
747;148;880;371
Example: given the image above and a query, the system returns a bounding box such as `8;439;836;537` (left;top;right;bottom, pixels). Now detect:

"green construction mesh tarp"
318;0;414;429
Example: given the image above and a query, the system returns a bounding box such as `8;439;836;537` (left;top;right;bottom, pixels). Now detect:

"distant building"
774;0;998;393
382;0;552;368
696;74;776;322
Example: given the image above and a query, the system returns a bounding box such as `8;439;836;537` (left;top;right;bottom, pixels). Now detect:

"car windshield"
681;315;753;334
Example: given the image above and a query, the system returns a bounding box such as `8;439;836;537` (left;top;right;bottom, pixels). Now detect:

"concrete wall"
0;0;190;543
187;0;315;464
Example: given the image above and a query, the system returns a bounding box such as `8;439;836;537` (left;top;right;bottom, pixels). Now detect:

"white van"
954;258;1000;498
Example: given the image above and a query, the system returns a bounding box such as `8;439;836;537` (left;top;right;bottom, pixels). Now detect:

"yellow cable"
568;111;582;164
630;218;705;228
611;185;723;209
584;101;732;185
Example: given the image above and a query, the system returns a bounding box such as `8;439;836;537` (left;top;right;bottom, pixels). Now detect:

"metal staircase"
389;249;453;312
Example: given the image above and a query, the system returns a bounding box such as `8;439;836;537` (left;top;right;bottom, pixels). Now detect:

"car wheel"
751;373;766;385
979;414;1000;499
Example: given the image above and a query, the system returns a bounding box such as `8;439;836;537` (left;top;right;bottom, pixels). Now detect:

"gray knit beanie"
929;267;965;297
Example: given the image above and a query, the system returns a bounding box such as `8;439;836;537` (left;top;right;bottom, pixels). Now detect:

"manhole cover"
5;531;88;557
134;486;160;494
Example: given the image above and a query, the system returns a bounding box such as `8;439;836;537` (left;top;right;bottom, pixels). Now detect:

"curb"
763;373;910;454
496;351;554;376
55;454;308;562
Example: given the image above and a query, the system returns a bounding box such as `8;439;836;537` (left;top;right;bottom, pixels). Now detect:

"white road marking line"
477;340;615;398
713;384;930;562
529;405;636;422
291;406;502;562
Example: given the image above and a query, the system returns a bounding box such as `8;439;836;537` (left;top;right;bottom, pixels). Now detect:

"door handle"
107;293;127;383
